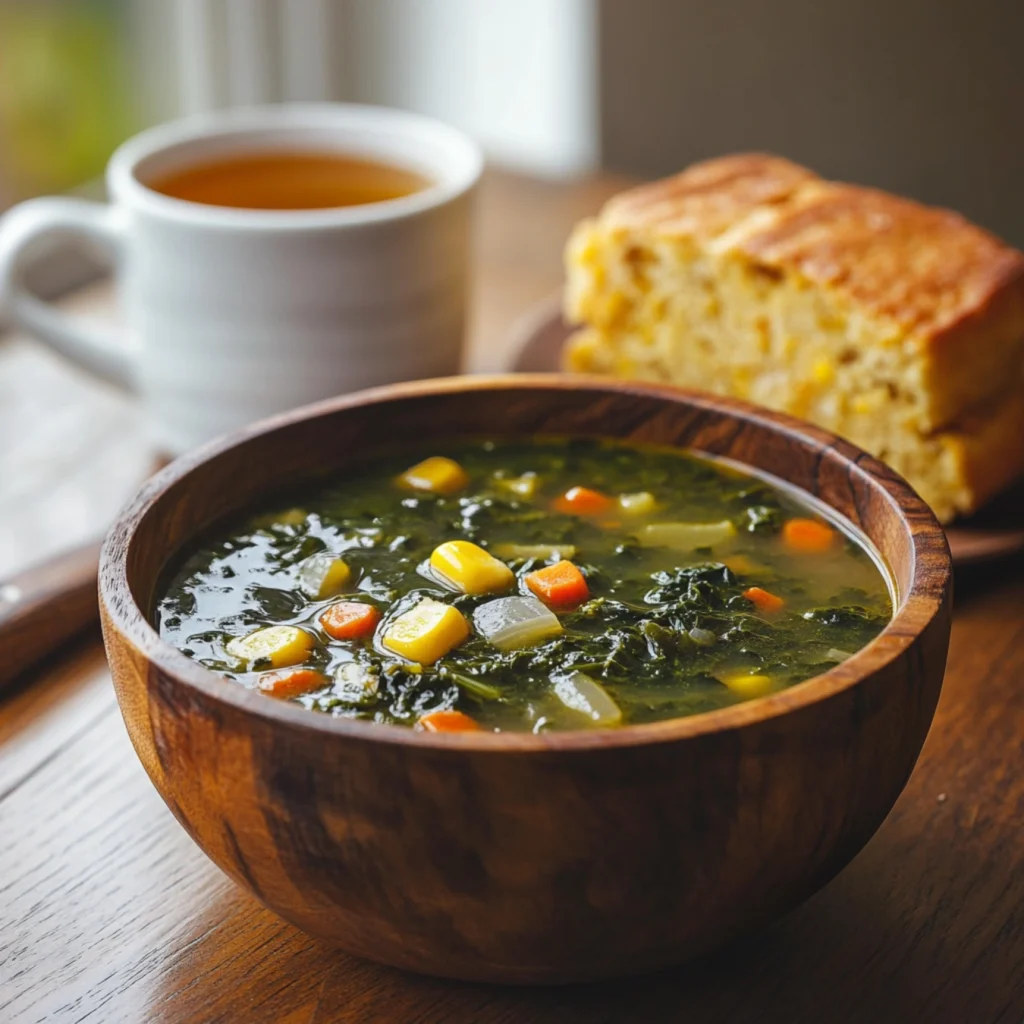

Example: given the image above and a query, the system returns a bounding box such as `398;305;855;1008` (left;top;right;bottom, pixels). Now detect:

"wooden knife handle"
0;540;102;692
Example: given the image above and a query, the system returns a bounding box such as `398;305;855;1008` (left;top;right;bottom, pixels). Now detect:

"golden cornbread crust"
564;153;1024;521
603;154;818;241
734;182;1024;343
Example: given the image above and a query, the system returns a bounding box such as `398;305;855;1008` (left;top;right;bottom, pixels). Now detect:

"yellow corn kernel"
495;472;539;499
721;673;775;699
382;598;470;665
254;507;306;529
397;456;468;495
297;554;351;599
811;358;834;385
731;366;753;399
618;491;657;516
227;626;314;669
430;540;514;595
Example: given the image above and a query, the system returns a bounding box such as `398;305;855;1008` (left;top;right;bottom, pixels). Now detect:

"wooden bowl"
99;375;952;985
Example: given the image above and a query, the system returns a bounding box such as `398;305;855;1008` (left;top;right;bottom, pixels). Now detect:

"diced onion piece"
688;627;717;646
226;625;314;668
429;540;514;595
491;542;577;562
721;672;775;699
618;491;657;516
552;672;623;727
495;472;539;499
297;553;352;599
473;596;562;651
397;456;468;495
381;598;469;664
825;648;854;663
333;662;380;703
638;520;737;550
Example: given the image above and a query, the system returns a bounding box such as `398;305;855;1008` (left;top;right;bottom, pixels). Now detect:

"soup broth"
157;439;892;733
148;151;429;210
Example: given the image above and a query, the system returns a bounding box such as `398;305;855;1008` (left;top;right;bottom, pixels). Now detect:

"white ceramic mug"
0;104;482;454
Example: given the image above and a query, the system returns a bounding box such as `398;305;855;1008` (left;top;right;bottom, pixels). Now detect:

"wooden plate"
504;293;1024;567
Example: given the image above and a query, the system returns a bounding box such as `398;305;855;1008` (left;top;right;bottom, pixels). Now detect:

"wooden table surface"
1;171;1022;1024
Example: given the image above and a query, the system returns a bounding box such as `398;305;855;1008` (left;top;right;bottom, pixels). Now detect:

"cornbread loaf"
564;154;1024;521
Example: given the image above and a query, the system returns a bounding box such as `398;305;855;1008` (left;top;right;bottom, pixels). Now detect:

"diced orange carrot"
743;586;785;614
257;668;327;698
319;601;382;641
553;486;613;517
417;709;481;733
525;559;590;608
782;517;835;554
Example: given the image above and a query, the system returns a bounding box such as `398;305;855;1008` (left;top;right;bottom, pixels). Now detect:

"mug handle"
0;197;136;391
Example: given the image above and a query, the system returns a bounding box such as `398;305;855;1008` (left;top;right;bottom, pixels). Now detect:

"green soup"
156;438;892;733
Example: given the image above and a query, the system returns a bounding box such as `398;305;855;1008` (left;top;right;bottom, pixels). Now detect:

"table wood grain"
2;170;1022;1023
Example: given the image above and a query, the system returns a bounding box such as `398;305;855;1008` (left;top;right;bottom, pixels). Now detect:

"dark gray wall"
599;0;1024;246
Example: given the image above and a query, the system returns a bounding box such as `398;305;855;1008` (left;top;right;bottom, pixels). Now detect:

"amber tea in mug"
0;104;481;452
148;151;430;210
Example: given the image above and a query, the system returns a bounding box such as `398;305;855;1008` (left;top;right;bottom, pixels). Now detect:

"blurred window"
0;0;137;209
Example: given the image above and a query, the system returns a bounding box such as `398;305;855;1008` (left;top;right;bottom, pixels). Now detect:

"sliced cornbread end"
564;153;1024;522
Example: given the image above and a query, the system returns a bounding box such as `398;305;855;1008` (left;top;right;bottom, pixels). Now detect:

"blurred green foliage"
0;0;137;204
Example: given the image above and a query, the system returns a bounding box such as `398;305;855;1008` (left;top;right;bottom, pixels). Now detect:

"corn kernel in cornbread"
564;153;1024;522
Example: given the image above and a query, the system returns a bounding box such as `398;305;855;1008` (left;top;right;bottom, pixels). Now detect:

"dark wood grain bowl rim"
99;374;952;754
